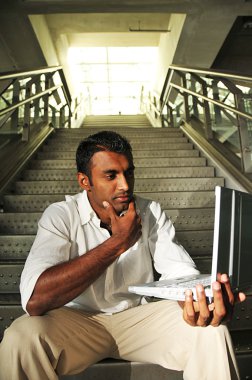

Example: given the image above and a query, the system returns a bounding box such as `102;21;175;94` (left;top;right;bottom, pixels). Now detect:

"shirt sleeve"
147;200;200;280
20;202;72;313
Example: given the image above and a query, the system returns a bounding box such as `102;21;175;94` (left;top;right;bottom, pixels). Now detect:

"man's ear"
77;172;91;191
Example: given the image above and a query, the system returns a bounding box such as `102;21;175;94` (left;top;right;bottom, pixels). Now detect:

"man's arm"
27;200;141;316
178;274;246;327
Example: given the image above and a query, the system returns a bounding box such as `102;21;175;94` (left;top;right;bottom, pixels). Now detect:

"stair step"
0;264;23;293
0;208;214;235
29;157;206;170
3;191;215;212
21;167;215;181
43;142;194;151
60;359;183;380
13;178;224;194
56;130;183;137
0;305;24;340
37;149;200;160
0;255;213;298
0;235;34;260
49;136;189;144
0;213;41;234
0;230;214;262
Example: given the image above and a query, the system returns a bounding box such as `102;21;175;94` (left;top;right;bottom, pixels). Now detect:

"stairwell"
0;115;250;378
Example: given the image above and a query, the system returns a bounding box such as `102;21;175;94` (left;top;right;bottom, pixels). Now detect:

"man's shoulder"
43;192;83;219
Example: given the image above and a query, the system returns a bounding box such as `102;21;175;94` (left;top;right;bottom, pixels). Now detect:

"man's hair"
76;130;133;179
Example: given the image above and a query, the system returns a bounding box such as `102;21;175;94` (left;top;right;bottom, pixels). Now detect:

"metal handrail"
0;84;62;118
156;64;252;176
169;64;252;83
170;83;252;122
0;66;62;81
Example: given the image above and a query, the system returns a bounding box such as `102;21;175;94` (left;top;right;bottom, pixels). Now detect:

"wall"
29;15;59;67
0;13;46;72
154;13;186;94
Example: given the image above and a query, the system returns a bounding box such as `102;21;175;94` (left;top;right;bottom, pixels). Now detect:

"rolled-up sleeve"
147;201;200;280
20;203;72;313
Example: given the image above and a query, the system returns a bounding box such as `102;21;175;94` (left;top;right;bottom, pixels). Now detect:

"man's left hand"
180;273;246;327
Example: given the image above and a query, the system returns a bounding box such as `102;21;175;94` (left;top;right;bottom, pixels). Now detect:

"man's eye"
106;174;116;180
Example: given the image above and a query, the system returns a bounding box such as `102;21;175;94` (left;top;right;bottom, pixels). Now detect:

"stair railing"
0;66;73;142
156;65;252;175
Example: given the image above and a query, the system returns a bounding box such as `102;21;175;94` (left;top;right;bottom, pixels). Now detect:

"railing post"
168;105;175;128
68;106;71;128
22;81;32;142
180;74;190;122
212;80;222;124
43;74;51;125
59;105;66;128
190;76;199;119
34;77;42;122
11;81;20;131
202;81;213;139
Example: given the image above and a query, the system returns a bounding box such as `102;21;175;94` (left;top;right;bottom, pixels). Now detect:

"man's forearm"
26;235;126;316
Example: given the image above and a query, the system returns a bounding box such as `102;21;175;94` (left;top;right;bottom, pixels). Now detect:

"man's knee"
1;313;52;352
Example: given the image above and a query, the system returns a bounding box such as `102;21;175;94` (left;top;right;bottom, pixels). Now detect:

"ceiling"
44;13;172;47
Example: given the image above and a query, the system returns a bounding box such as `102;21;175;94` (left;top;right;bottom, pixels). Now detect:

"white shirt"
20;191;199;314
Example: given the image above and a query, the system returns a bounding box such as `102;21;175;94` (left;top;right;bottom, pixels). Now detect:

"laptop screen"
213;186;252;292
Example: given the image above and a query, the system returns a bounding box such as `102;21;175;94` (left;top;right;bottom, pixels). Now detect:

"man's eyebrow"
102;166;135;174
103;169;118;174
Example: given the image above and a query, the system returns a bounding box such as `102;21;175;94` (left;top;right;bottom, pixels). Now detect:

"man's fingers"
102;201;117;222
210;282;226;326
220;274;234;305
196;285;210;326
183;290;196;326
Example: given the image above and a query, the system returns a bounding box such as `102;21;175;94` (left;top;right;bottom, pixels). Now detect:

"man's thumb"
103;201;110;209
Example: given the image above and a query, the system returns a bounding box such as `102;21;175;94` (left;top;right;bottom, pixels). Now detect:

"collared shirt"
20;191;199;314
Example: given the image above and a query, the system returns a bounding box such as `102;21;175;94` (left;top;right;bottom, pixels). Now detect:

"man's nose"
117;174;129;191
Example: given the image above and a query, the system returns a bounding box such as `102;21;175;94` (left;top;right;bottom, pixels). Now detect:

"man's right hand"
103;200;142;252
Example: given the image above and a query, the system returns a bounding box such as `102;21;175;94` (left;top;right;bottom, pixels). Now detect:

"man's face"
78;150;135;219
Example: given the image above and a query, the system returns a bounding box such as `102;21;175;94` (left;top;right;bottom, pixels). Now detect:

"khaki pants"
0;300;239;380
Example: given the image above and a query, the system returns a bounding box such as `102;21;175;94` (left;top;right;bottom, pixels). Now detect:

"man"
0;130;245;379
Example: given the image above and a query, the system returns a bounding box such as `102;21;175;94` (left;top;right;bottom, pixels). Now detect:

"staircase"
0;115;251;379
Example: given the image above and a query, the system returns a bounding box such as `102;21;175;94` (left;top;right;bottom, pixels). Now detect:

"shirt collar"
76;191;97;225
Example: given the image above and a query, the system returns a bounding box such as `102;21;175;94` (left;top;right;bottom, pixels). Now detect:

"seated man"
0;130;245;380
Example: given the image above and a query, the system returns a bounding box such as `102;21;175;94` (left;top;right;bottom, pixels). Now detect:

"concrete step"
43;141;194;151
56;129;183;138
13;177;224;194
37;149;200;160
49;136;189;144
60;359;183;380
29;157;206;170
3;191;215;212
21;167;215;181
0;230;214;263
0;208;214;235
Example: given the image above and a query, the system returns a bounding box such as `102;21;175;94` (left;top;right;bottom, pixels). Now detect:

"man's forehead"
90;150;133;169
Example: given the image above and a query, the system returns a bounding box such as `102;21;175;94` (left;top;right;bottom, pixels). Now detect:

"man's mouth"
113;194;133;203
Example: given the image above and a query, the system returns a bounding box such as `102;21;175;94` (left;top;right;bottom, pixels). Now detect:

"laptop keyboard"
156;276;211;289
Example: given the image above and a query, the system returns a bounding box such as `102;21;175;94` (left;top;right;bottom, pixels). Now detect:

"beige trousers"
0;300;239;380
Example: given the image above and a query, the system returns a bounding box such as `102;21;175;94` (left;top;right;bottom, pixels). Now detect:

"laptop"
128;186;252;302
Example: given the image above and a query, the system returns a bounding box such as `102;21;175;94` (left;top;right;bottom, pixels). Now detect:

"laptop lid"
212;186;252;293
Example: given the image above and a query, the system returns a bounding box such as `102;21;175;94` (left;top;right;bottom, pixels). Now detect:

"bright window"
68;46;157;115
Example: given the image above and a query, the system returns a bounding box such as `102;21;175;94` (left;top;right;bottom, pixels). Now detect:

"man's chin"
113;202;129;215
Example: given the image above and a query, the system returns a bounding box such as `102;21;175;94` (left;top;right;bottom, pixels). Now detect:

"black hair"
76;130;133;179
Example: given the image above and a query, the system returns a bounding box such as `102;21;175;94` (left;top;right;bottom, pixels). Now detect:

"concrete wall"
0;13;46;73
29;15;59;67
154;13;186;94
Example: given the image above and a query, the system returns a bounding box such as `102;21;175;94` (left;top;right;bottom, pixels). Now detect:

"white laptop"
129;186;252;301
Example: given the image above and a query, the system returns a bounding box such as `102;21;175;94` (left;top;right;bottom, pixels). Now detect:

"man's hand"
103;200;142;252
180;274;246;327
